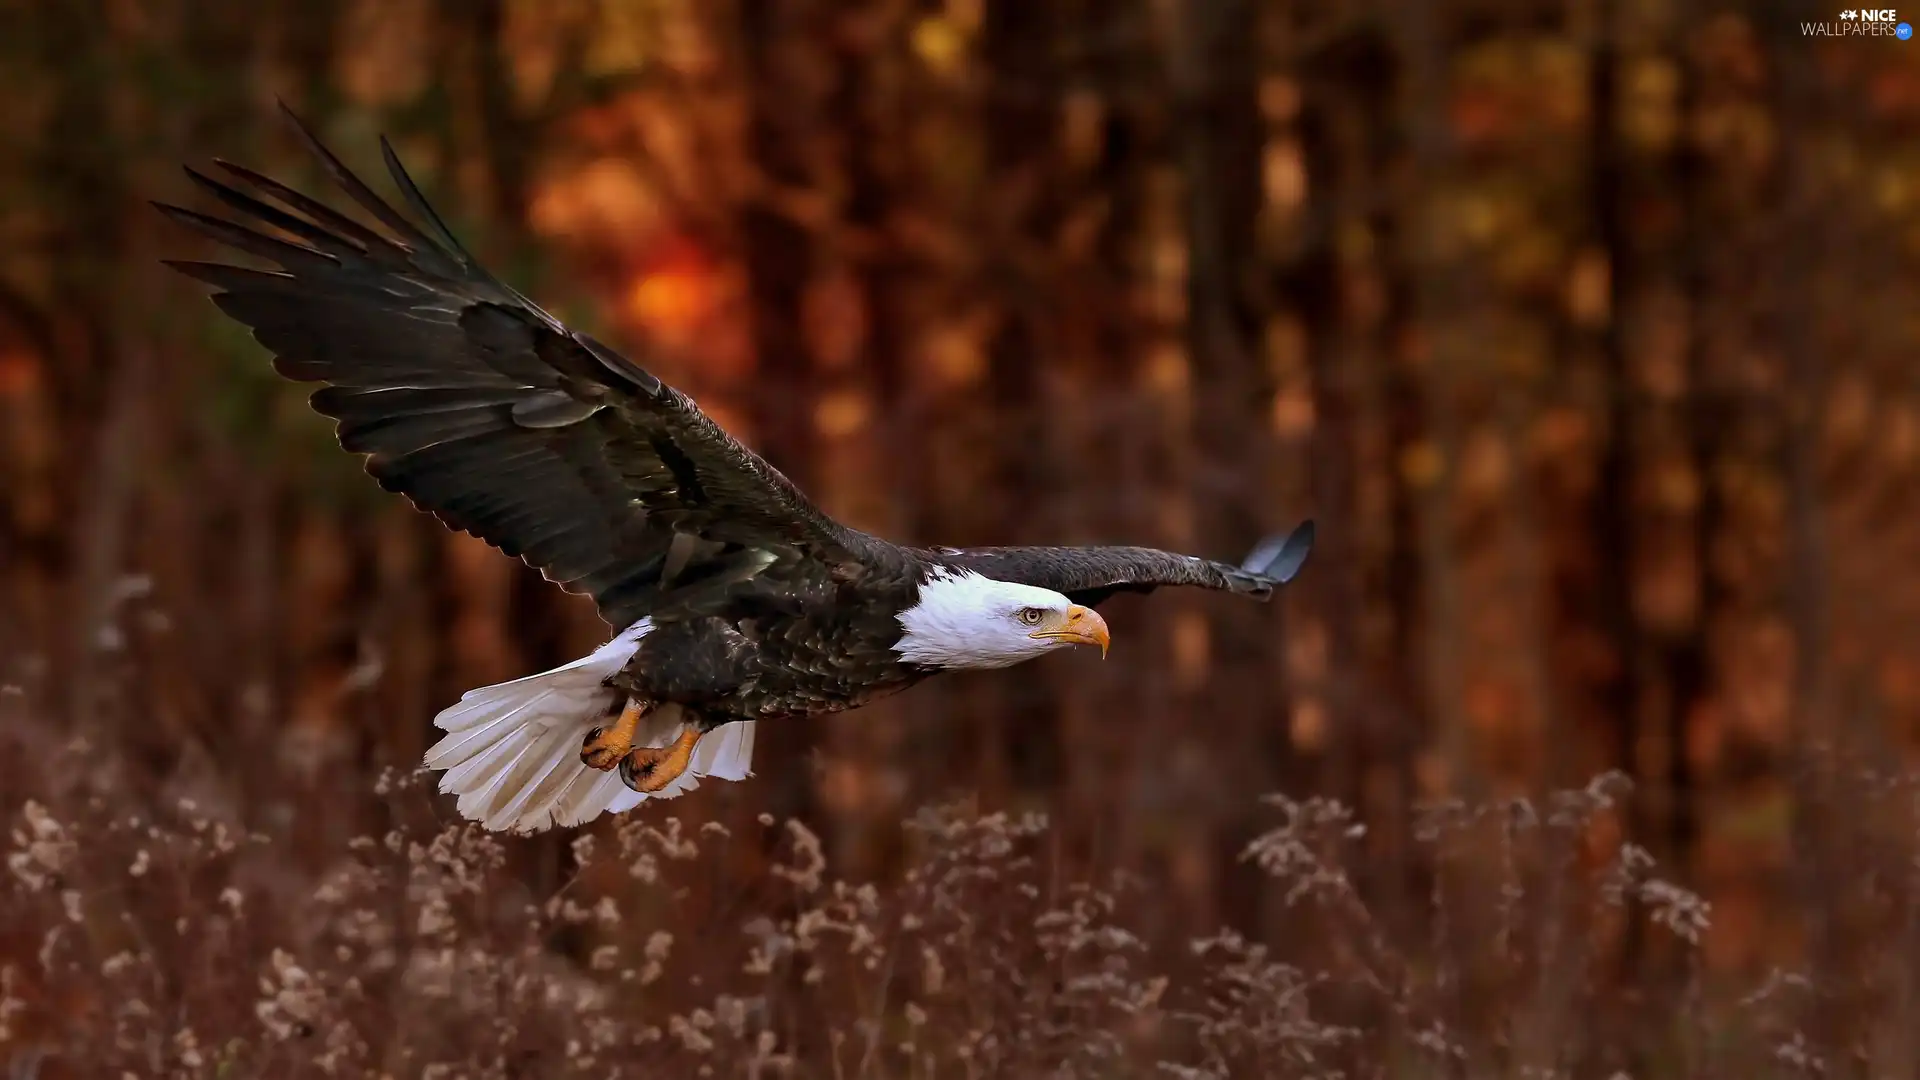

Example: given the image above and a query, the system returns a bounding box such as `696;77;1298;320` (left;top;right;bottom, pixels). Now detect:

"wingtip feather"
378;133;474;262
271;103;429;248
1241;518;1315;586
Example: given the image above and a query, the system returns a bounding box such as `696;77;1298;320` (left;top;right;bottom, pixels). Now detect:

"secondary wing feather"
157;104;884;628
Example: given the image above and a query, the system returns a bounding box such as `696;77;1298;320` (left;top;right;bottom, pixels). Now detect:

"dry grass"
6;622;1920;1078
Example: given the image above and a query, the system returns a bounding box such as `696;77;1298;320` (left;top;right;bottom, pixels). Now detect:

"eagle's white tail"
421;619;756;833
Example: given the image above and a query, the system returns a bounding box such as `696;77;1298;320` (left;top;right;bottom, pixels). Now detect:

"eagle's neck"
890;568;1070;670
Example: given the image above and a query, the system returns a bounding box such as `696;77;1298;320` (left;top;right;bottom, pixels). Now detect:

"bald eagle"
154;107;1315;834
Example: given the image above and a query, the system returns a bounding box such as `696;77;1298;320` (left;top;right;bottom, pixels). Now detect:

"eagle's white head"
893;569;1111;670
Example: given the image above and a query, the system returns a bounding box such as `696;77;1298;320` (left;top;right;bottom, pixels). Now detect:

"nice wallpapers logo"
1803;8;1915;37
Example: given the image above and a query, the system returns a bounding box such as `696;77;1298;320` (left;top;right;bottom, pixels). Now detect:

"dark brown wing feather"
937;520;1314;608
155;104;895;628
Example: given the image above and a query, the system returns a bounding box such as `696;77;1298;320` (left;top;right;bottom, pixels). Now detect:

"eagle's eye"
1017;607;1046;626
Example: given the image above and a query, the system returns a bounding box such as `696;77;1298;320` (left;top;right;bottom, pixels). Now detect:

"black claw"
617;754;652;792
583;725;604;745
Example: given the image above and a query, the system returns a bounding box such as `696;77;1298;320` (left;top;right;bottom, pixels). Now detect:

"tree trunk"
738;0;826;831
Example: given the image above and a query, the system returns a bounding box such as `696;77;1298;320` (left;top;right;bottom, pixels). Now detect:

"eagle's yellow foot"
618;726;702;793
581;700;647;770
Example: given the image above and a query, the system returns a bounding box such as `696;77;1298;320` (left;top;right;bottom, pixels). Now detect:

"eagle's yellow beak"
1031;604;1110;658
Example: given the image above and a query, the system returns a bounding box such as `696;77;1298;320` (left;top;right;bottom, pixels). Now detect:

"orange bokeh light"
623;237;721;345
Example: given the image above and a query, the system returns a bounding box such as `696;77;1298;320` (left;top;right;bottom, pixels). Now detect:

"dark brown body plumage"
608;581;931;727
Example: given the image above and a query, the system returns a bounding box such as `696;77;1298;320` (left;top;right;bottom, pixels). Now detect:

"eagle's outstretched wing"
156;104;887;629
936;520;1314;608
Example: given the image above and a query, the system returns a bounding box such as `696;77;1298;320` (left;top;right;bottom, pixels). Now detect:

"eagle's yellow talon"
581;700;647;769
618;726;702;793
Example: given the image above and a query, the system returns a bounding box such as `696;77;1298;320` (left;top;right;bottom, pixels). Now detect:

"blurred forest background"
3;0;1920;1075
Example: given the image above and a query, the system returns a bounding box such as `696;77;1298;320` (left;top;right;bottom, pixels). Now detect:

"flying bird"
154;106;1315;834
